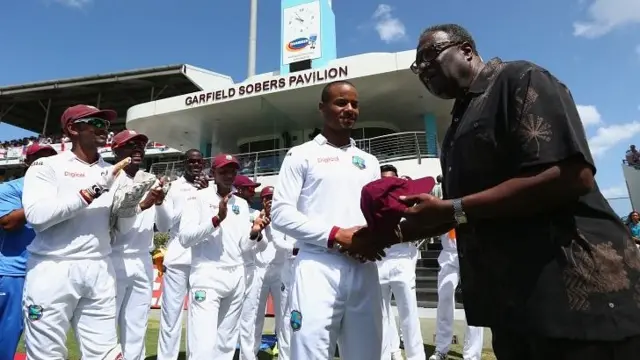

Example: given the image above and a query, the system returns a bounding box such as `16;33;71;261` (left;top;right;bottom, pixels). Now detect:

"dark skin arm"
399;219;454;242
461;157;594;219
0;209;26;231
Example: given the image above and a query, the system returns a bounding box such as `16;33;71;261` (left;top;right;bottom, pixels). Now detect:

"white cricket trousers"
253;262;283;353
22;256;120;360
278;257;295;360
378;255;425;360
435;250;484;359
189;264;245;360
112;253;154;360
238;264;262;360
157;264;190;360
289;251;383;360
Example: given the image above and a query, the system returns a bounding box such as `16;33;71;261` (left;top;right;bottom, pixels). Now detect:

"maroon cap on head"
360;176;436;237
260;186;274;198
111;130;149;149
212;154;240;169
25;143;57;157
234;175;261;188
60;104;117;129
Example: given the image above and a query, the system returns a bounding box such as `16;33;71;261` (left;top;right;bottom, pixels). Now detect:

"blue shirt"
0;177;35;276
630;222;640;239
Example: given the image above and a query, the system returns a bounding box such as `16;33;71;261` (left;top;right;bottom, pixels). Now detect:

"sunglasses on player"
73;117;110;129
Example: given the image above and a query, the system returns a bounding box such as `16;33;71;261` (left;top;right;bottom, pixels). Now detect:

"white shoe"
428;351;447;360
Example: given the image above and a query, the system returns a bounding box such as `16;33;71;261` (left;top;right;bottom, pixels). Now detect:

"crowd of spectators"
626;145;640;167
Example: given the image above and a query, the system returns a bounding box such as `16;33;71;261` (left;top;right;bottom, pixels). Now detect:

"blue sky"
1;0;639;214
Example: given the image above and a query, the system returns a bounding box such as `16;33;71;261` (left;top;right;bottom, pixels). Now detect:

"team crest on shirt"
27;305;43;321
194;290;206;302
351;155;366;169
290;310;302;331
232;204;240;214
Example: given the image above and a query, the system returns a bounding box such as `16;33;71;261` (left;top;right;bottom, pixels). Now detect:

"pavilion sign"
184;66;348;107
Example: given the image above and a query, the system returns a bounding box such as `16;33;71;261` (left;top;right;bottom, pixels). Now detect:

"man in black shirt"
397;23;640;359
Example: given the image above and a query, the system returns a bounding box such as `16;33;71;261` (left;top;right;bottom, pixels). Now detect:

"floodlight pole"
247;0;258;77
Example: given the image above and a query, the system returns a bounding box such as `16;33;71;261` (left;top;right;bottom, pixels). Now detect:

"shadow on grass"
145;350;274;360
423;343;465;359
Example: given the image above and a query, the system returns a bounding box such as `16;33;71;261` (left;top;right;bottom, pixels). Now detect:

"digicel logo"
64;171;85;178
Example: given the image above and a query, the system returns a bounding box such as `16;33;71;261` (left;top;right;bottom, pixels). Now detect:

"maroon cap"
360;176;436;237
212;154;240;169
60;105;117;129
25;143;57;157
111;130;149;149
234;175;261;188
260;186;274;198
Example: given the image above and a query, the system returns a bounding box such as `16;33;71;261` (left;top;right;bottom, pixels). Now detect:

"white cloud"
577;104;602;126
573;0;640;38
601;184;629;199
588;121;640;156
52;0;91;8
371;4;405;43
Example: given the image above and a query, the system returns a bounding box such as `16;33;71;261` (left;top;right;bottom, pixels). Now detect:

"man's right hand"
216;193;233;222
96;157;131;190
195;175;209;190
334;226;386;262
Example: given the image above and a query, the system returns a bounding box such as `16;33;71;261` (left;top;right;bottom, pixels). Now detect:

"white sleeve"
239;203;257;252
178;193;220;247
267;226;294;251
270;150;333;248
154;188;175;233
22;160;88;232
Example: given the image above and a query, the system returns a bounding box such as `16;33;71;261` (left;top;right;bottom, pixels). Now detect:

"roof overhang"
0;64;234;134
126;50;453;150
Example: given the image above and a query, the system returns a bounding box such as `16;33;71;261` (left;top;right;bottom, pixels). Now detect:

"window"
238;138;281;153
350;127;395;140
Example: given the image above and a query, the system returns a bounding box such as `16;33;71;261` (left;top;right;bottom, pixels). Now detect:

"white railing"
150;131;432;178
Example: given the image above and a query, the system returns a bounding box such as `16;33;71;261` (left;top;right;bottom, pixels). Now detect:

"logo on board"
286;37;310;51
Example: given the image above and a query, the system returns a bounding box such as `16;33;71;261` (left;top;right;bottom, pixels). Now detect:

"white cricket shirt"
271;134;380;255
22;151;114;259
178;186;256;268
110;171;157;255
156;177;196;266
256;224;292;265
244;208;268;266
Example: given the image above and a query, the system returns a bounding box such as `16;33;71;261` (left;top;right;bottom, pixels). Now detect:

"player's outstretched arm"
154;185;175;233
22;160;89;232
178;191;221;247
270;150;335;248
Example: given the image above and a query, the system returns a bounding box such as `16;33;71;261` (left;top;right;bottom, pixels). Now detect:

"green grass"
17;318;496;359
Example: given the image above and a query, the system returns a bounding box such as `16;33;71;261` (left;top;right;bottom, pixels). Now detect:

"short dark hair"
320;80;356;103
420;24;477;54
380;164;398;176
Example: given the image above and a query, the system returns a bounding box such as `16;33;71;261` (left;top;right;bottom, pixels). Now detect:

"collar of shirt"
61;149;106;166
450;57;505;115
313;133;357;149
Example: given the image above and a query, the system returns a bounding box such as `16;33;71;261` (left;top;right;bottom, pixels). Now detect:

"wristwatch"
452;198;468;225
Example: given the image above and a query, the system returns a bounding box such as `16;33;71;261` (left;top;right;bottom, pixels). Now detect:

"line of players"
0;80;477;360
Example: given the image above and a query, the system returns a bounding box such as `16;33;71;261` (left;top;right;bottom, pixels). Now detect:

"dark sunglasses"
73;117;110;129
410;41;462;74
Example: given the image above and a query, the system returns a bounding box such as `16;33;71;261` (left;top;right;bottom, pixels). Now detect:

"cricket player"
252;186;288;355
430;229;483;360
179;154;268;360
258;186;298;360
0;144;56;359
232;175;269;360
21;104;128;360
270;80;384;360
378;165;425;360
156;149;208;360
109;130;168;360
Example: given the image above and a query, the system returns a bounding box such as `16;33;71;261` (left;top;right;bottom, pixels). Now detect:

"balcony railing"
150;131;433;178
